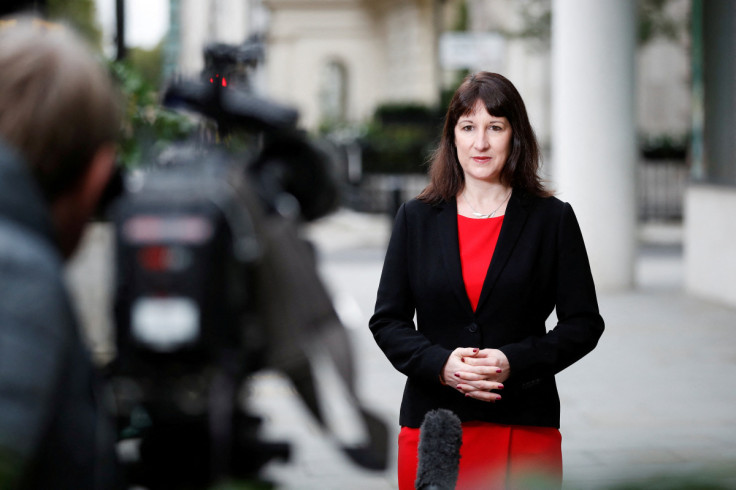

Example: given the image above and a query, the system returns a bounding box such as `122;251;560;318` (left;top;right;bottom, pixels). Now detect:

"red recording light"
208;74;228;87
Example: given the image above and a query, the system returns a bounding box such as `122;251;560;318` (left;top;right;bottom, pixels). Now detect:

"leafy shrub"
360;103;442;174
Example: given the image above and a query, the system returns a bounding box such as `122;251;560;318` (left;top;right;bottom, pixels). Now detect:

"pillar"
551;0;638;290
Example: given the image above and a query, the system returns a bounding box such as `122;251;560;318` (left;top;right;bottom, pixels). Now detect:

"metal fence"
341;174;429;215
637;158;688;222
341;160;688;222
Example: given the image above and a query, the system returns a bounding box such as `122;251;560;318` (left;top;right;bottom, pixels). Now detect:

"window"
319;60;348;126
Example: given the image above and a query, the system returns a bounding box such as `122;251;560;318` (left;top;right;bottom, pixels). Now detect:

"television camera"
107;40;388;488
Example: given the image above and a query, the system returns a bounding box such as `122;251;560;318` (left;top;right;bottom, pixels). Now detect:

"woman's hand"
442;347;479;389
444;348;510;402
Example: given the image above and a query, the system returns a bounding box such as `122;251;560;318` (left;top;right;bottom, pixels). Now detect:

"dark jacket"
369;190;604;428
0;141;118;489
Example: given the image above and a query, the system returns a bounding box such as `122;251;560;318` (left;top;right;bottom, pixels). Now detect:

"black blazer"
369;189;604;428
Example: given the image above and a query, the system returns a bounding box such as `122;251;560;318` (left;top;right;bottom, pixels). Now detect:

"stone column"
551;0;638;290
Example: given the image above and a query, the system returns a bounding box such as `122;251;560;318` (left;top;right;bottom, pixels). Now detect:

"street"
67;212;736;489
253;212;736;489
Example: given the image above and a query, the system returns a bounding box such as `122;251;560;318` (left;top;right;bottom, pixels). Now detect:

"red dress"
397;215;562;489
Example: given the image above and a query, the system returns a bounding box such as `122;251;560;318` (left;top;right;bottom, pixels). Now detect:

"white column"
551;0;637;290
179;0;212;74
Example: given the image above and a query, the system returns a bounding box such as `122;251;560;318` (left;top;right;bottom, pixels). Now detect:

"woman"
369;72;604;489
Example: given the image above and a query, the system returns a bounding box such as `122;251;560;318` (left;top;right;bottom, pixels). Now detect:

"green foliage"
493;0;688;49
453;0;469;31
640;133;688;159
605;469;736;490
440;70;470;110
47;0;101;49
45;0;191;168
508;0;552;49
127;41;165;90
110;61;197;168
374;103;440;126
0;449;22;488
638;0;688;45
360;103;442;174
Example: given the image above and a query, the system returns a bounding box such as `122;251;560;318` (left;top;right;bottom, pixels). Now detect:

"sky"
94;0;169;49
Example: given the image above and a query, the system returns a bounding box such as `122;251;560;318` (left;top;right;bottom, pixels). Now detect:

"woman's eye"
461;125;473;132
491;125;503;132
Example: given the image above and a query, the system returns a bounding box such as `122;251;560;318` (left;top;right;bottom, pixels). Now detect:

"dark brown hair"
418;72;551;204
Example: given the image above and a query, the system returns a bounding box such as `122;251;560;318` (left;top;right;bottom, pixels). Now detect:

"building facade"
165;0;264;74
684;0;736;307
164;0;736;306
167;0;445;130
263;0;443;130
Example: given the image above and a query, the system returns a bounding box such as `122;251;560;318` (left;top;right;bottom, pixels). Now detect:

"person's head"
418;72;549;204
0;17;121;256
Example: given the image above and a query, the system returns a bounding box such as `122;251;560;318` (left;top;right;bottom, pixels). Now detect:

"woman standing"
369;72;604;489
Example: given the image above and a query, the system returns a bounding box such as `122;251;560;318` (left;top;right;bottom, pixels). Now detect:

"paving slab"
66;215;736;489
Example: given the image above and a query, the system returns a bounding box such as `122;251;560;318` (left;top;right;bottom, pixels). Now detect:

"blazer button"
467;323;479;333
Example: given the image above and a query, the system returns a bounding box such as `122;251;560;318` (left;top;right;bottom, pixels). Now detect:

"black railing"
638;158;688;222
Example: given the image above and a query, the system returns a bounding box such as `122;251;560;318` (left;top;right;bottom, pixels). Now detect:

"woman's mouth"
472;156;491;163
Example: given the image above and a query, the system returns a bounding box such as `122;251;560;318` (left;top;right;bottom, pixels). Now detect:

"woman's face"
453;99;512;185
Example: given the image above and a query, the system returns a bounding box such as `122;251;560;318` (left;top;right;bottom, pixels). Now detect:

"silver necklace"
462;190;511;219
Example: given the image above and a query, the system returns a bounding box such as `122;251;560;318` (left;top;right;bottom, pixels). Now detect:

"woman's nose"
474;132;490;150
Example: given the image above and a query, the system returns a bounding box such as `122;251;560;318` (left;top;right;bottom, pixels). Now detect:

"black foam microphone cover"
415;408;463;490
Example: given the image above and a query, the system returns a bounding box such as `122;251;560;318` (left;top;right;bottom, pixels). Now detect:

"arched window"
318;60;348;126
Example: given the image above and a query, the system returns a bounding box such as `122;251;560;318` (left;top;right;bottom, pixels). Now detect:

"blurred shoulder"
0;219;68;330
0;219;61;273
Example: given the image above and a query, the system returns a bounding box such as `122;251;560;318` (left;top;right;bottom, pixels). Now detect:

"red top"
457;214;503;311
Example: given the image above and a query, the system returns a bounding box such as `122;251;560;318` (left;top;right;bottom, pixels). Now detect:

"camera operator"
0;17;121;489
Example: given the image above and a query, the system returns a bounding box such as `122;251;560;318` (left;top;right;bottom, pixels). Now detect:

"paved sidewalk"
67;212;736;489
252;212;736;489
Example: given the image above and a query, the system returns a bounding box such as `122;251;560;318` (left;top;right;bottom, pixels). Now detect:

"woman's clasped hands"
442;347;510;402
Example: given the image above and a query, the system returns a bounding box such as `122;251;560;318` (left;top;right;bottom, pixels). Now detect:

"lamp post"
115;0;126;61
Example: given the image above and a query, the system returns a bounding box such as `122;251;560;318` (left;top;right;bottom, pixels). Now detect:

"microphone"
415;409;463;490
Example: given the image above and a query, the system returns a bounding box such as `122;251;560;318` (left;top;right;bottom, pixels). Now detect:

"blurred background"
10;0;735;488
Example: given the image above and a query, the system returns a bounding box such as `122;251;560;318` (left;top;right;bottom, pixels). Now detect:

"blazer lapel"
437;199;474;315
475;189;530;312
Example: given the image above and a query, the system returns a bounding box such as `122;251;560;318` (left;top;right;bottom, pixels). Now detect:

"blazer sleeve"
499;202;604;382
369;203;452;385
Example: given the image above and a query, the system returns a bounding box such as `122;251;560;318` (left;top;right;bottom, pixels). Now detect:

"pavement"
66;210;736;489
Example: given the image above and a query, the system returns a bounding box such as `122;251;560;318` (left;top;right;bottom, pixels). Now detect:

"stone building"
165;0;446;130
164;0;265;77
263;0;444;130
162;0;736;306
